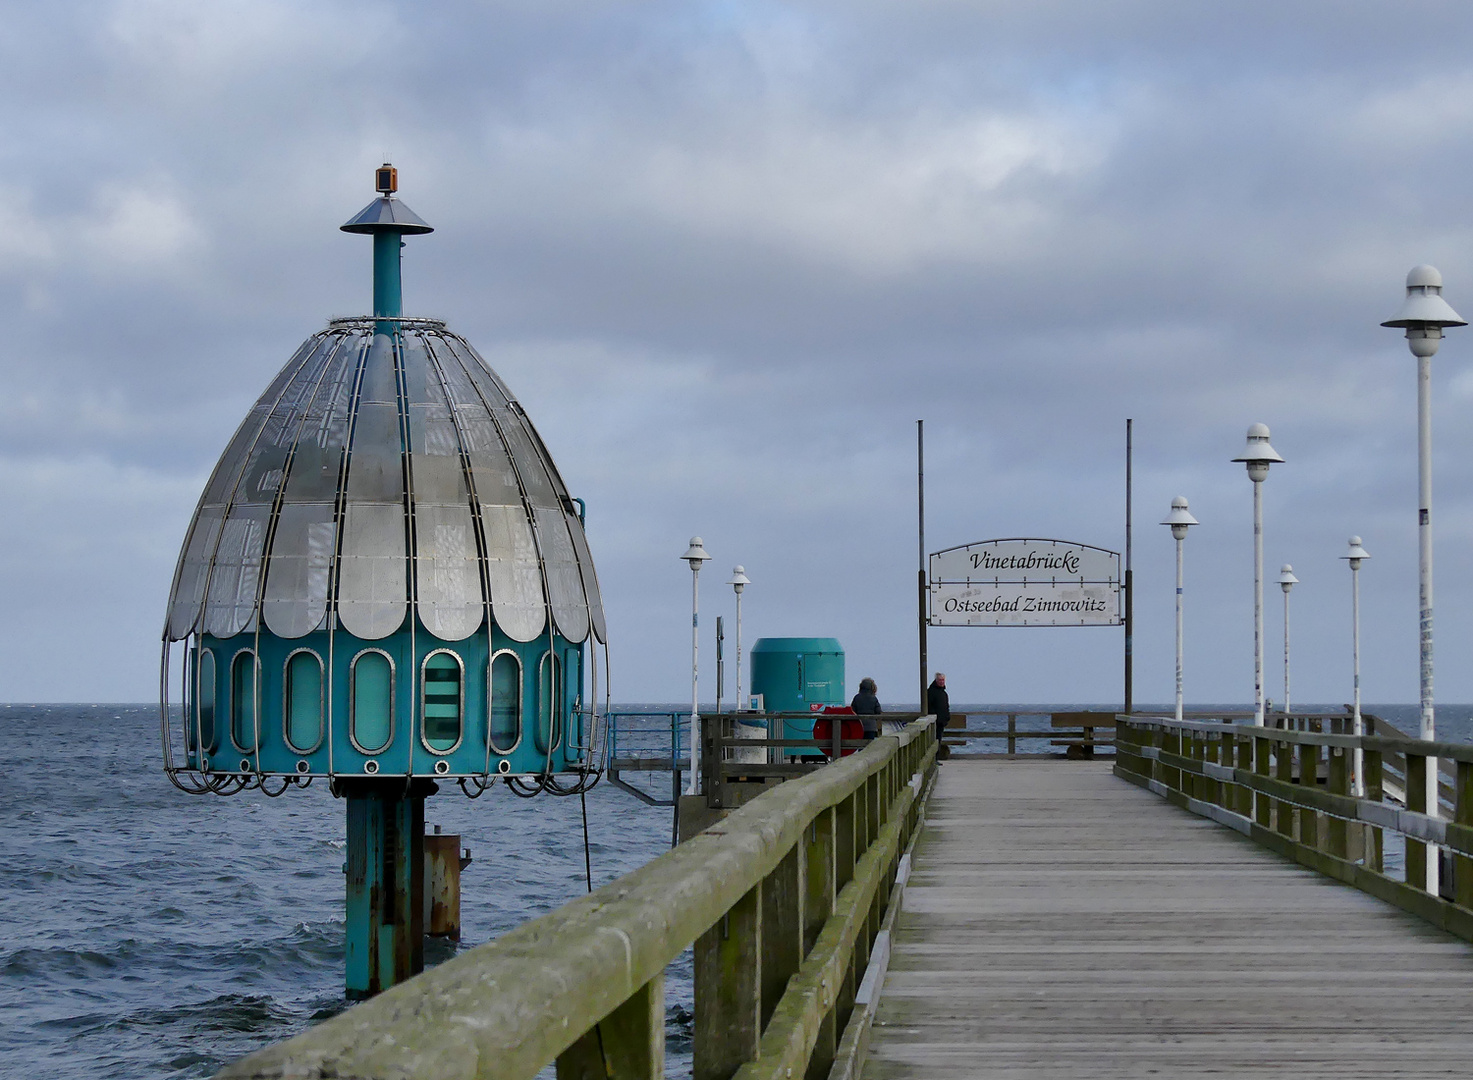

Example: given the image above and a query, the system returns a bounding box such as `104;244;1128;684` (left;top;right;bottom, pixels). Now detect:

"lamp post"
1232;423;1285;726
681;537;711;795
1382;267;1464;889
1277;564;1298;718
729;566;750;712
1341;537;1370;796
1161;497;1198;723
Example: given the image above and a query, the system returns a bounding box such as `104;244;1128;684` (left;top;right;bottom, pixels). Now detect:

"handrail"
1115;713;1473;943
216;718;938;1080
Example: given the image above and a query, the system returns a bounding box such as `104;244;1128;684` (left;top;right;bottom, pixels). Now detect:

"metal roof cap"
1231;422;1285;465
1342;536;1371;565
1382;264;1465;328
681;537;712;568
340;196;434;235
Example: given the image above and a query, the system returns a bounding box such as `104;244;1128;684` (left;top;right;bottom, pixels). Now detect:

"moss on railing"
217;719;938;1080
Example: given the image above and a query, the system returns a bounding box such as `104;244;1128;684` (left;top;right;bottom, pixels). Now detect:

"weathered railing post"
1007;714;1016;756
833;792;857;1032
1275;735;1294;838
1327;748;1349;860
1184;724;1196;801
1226;731;1239;813
694;885;762;1080
1456;760;1473;910
1210;731;1222;805
803;809;837;1076
1235;731;1253;818
1299;741;1319;850
1254;734;1271;827
866;770;883;941
1364;747;1384;873
850;778;873;989
761;849;803;1032
556;976;665;1080
1406;752;1428;891
1217;731;1230;810
1154;722;1167;789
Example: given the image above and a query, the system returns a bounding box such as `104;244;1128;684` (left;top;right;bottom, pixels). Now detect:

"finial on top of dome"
340;162;433;235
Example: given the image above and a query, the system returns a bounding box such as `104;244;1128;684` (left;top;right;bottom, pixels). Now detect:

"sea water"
2;703;1469;1079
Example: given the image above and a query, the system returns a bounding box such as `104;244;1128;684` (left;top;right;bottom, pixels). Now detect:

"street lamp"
729;566;750;713
1277;564;1298;718
1232;423;1285;726
1341;536;1370;796
1160;496;1198;723
1381;266;1464;861
681;537;712;795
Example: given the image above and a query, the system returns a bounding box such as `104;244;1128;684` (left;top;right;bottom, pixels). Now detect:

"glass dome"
160;181;606;797
165;318;605;647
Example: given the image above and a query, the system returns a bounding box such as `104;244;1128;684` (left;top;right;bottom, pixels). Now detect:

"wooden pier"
213;712;1473;1080
866;758;1473;1077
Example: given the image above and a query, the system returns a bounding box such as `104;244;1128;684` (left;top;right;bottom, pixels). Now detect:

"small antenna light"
375;163;398;196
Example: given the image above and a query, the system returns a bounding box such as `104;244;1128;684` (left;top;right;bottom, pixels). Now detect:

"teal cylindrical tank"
749;637;844;755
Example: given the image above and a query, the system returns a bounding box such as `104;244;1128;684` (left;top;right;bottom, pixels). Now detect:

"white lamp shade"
681;536;712;567
1342;536;1370;566
1382;265;1467;329
1161;495;1198;541
1232;422;1285;466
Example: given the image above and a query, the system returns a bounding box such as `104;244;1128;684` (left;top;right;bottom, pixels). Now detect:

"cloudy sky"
8;1;1473;708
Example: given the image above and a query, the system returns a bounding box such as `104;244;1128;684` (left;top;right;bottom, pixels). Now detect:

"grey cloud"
6;2;1473;710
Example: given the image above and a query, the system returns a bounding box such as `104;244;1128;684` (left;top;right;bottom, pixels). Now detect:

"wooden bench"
1050;711;1118;758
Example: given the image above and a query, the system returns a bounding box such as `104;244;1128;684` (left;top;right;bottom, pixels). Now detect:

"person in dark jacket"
851;677;882;738
927;672;950;738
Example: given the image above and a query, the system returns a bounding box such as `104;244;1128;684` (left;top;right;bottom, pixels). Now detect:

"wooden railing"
215;719;938;1080
936;710;1119;755
1115;714;1473;942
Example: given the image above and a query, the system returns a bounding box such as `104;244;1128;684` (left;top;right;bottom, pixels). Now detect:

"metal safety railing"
215;717;939;1080
1115;713;1473;943
605;710;686;807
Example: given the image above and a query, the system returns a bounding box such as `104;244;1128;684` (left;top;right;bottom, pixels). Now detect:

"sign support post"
1125;419;1133;715
918;419;927;713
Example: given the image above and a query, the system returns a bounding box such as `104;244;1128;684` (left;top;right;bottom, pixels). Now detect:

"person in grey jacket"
851;677;882;738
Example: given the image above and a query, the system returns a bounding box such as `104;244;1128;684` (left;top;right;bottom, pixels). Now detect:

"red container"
812;706;863;758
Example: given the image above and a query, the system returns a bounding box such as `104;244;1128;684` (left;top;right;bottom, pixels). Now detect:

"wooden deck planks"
864;759;1473;1078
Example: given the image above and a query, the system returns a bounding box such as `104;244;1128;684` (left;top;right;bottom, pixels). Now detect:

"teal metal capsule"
749;637;845;754
159;166;608;997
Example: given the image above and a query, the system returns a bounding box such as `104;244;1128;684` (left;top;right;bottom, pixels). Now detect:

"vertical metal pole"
1352;563;1364;797
1253;477;1265;726
715;616;724;719
344;783;425;999
671;713;681;847
1283;586;1291;716
1124;419;1133;715
688;567;700;796
735;590;743;714
1175;535;1184;723
372;230;403;336
918;420;927;712
1417;351;1440;893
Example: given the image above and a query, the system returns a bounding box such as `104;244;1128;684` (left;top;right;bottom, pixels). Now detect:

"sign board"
928;538;1122;627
